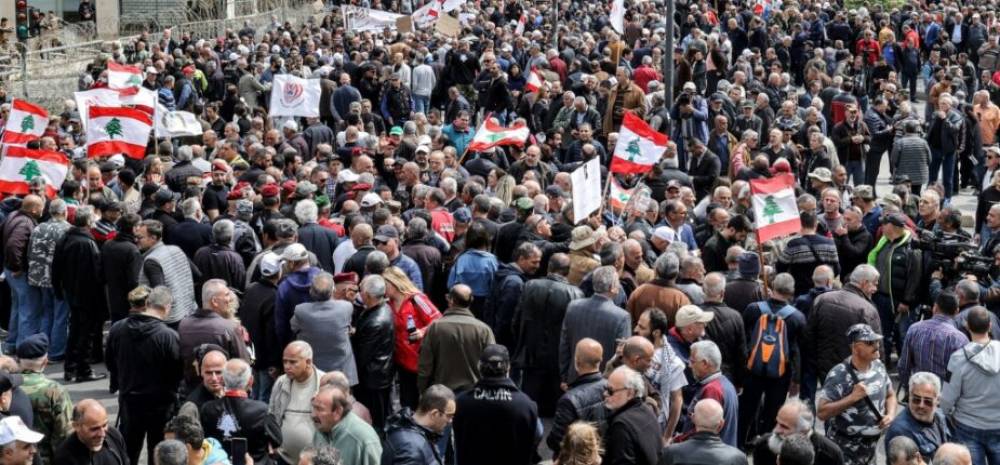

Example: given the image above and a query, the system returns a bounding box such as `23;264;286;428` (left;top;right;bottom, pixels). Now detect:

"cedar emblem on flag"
750;173;801;243
1;99;48;147
0;146;68;198
466;117;531;153
610;111;668;174
86;106;153;160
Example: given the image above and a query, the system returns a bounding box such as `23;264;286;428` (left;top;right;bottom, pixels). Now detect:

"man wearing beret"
16;334;73;465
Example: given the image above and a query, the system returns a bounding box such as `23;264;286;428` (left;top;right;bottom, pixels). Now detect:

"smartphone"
230;438;247;465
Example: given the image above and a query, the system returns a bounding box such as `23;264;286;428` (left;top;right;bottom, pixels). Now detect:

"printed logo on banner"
282;82;304;106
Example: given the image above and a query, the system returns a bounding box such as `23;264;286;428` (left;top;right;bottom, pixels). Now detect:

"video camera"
912;229;994;281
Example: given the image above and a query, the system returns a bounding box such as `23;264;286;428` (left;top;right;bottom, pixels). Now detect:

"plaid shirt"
898;314;969;386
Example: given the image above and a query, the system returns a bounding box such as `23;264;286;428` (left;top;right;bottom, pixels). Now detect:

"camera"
913;229;993;281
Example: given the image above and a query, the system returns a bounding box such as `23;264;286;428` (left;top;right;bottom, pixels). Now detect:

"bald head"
622;336;654;358
693;398;725;433
21;194;44;218
934;443;972;465
352;223;373;246
73;398;106;422
574;338;603;373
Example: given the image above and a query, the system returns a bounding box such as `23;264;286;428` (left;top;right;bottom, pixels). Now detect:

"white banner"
269;74;322;118
571;158;602;224
345;6;405;32
155;103;204;138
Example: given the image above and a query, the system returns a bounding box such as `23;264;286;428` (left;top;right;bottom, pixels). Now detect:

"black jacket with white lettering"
453;377;540;465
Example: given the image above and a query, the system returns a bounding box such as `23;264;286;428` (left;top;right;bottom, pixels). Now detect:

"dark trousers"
520;367;562;417
738;374;791;447
398;368;419;411
865;147;886;190
65;304;102;376
354;386;391;436
120;400;172;465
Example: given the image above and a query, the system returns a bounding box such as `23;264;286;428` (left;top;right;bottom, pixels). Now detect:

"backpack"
746;301;797;379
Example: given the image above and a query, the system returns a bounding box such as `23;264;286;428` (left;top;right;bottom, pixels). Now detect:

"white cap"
652;226;676;242
282;120;299;132
360;192;383;208
281;243;309;262
109;154;126;170
415;145;430;154
337;170;360;184
0;417;42;446
259;252;282;277
145;66;159;74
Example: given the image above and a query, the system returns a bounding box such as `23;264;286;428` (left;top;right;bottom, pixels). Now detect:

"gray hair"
813;265;834;286
406;217;429;241
440;177;457;196
154;439;188;465
591;266;619;294
779;434;815;465
222;359;252;390
771;273;795;297
360;274;386;299
850;264;880;286
690;340;722;369
48;198;67;218
310;272;334;301
73;205;96;228
956;279;981;303
909;371;941;394
147;286;173;313
295;199;319;224
180;198;201;219
364;250;390;275
614;366;646;398
175;145;193;162
212;219;235;245
888;437;921;465
286;340;314;361
782;397;815;433
703;272;726;299
201;279;229;309
654;253;680;280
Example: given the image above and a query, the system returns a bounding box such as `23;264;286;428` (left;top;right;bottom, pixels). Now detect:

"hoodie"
106;313;183;402
275;266;322;346
940;340;1000;430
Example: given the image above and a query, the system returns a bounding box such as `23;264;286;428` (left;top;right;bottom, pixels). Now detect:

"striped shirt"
898;314;969;386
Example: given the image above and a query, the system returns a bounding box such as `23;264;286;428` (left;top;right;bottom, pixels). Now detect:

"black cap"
16;334;48;359
153;188;180;205
545;185;566;198
480;344;510;368
374;225;399;242
881;213;907;227
0;373;22;393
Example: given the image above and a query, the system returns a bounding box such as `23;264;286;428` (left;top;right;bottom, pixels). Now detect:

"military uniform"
21;370;74;464
819;357;892;465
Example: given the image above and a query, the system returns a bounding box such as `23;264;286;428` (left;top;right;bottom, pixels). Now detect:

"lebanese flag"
107;61;144;93
751;173;801;244
525;69;544;92
610;111;669;174
75;87;156;131
0;146;68;198
1;99;48;146
514;13;527;36
609;177;634;210
466;117;530;152
86;106;153;159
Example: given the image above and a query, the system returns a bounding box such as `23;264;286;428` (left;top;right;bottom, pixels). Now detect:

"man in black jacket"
751;398;844;465
201;359;281;465
106;285;182;465
352;274;395;434
382;384;455;465
454;344;540;465
51;206;107;383
514;253;585;418
296;200;339;272
659;399;746;465
102;213;142;323
548;338;607;455
833;206;873;278
54;400;130;465
604;366;661;465
238;252;281;402
870;213;923;357
700;272;747;388
688;138;722;200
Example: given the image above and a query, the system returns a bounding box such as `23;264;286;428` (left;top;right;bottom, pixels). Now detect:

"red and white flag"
610;111;669;174
0;146;68;198
75;87;156;131
514;13;527;36
751;172;801;243
107;61;144;93
466;117;531;153
86;106;153;159
1;99;48;147
609;177;634;211
525;69;544;92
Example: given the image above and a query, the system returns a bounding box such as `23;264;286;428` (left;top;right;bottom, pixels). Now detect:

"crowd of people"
3;0;1000;464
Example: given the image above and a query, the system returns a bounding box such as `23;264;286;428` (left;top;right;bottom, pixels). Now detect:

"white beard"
767;433;785;455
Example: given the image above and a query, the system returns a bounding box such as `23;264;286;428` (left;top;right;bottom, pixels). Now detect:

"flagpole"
597;173;612;220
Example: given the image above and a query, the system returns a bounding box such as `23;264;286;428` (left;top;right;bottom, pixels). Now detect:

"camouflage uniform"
27;219;72;288
819;358;892;465
21;370;74;465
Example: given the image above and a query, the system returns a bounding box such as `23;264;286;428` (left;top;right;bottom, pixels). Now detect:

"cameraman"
868;213;924;356
670;82;709;171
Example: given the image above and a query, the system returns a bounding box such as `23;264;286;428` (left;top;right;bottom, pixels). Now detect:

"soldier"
16;334;73;465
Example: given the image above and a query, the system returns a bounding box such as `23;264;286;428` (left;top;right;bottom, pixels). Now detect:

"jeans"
251;368;274;403
953;421;1000;465
413;94;431;115
5;269;39;350
37;287;69;359
846;160;865;186
930;148;956;199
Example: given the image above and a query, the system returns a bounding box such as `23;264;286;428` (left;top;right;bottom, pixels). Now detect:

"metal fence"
0;0;326;111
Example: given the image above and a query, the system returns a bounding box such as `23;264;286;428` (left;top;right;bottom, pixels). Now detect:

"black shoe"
73;372;107;383
63;373;75;383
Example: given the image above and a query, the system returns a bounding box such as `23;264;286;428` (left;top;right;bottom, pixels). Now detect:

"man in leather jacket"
351;274;395;434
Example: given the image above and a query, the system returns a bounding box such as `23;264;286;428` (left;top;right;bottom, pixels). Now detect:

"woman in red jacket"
383;266;442;409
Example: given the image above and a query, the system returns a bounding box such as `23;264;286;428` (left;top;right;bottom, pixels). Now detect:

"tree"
18;160;41;182
125;74;142;87
19;115;34;134
626;139;641;161
762;195;783;224
105;117;124;139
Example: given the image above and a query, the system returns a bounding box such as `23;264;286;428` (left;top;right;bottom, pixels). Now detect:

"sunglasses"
604;386;628;396
909;395;935;407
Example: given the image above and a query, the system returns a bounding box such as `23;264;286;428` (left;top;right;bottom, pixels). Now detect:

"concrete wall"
96;0;119;38
1;2;15;25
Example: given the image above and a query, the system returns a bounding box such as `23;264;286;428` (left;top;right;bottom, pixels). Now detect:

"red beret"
333;272;359;284
227;188;244;201
261;184;280;198
281;179;298;196
350;182;372;192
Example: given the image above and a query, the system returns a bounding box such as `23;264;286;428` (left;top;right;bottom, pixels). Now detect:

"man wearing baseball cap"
453;344;540;465
0;416;42;465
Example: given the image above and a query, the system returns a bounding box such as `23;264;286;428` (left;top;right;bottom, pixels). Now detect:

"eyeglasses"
604;386;628;396
909;395;936;407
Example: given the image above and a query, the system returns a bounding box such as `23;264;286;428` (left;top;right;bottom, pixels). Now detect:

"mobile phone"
230;438;247;465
